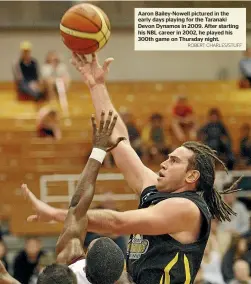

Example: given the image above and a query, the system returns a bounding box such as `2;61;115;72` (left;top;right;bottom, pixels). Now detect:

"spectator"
229;259;251;284
239;48;251;87
198;108;235;170
142;113;170;163
120;111;142;158
194;267;213;284
13;41;44;101
29;252;55;284
211;219;232;257
221;235;251;283
36;106;61;140
13;237;44;284
0;240;8;272
218;185;250;235
41;51;70;116
201;235;225;284
103;111;143;168
171;95;197;142
239;123;251;166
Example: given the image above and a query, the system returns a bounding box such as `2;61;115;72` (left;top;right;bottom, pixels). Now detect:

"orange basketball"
60;3;111;55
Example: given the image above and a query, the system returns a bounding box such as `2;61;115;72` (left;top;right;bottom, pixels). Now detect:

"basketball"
60;3;111;55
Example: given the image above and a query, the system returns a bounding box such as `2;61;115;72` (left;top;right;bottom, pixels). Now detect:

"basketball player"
69;52;241;283
22;110;133;284
23;54;241;283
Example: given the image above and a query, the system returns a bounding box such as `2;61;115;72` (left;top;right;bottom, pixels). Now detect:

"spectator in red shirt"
171;95;197;143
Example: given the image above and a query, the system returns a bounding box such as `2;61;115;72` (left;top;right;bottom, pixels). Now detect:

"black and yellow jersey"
126;186;211;284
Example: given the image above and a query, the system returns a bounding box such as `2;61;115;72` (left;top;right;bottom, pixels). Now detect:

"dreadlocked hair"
182;141;242;222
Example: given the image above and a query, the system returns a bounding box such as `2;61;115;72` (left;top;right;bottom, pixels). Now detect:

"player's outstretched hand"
70;52;114;88
0;260;20;284
21;184;59;223
91;110;126;152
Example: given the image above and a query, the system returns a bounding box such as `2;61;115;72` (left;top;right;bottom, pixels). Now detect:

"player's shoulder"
158;196;201;215
173;191;211;218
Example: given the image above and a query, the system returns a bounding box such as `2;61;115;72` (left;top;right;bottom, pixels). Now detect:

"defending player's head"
86;237;124;284
37;263;77;284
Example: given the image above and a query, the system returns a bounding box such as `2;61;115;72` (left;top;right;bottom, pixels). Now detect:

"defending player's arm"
86;197;201;236
55;111;121;264
55;158;102;264
71;53;158;195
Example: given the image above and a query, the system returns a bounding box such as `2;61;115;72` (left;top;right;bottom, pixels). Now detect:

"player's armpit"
113;198;201;236
111;140;158;195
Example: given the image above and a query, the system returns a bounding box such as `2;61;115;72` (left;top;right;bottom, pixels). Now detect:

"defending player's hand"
21;184;58;223
91;110;126;152
0;260;20;284
70;52;114;88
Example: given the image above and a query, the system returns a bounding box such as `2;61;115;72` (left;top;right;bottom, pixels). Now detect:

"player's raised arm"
71;53;158;194
55;111;123;264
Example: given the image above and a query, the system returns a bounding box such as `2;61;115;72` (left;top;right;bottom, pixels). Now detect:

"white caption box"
134;8;246;51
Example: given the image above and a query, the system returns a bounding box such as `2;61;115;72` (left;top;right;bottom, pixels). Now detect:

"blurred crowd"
13;41;70;140
111;97;251;171
12;41;251;171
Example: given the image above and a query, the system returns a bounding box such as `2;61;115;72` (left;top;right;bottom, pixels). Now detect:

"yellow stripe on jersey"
184;254;191;284
159;252;179;284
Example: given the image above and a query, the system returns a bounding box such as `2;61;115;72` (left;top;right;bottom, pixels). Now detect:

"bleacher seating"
1;80;251;235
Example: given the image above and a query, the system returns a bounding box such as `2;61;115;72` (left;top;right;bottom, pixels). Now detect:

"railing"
40;173;137;203
39;170;251;204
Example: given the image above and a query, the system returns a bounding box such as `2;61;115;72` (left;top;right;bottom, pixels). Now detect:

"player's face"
156;146;196;192
25;239;41;257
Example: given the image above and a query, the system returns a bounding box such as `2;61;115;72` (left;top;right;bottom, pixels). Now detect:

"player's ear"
186;170;200;184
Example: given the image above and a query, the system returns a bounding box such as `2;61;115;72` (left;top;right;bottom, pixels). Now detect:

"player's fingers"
27;215;39;222
70;58;76;66
70;52;77;65
21;184;32;199
71;53;83;71
76;53;88;64
91;114;97;136
103;58;114;73
92;53;98;63
108;114;118;134
99;110;105;132
72;53;85;71
104;110;113;130
72;52;81;63
21;184;39;210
